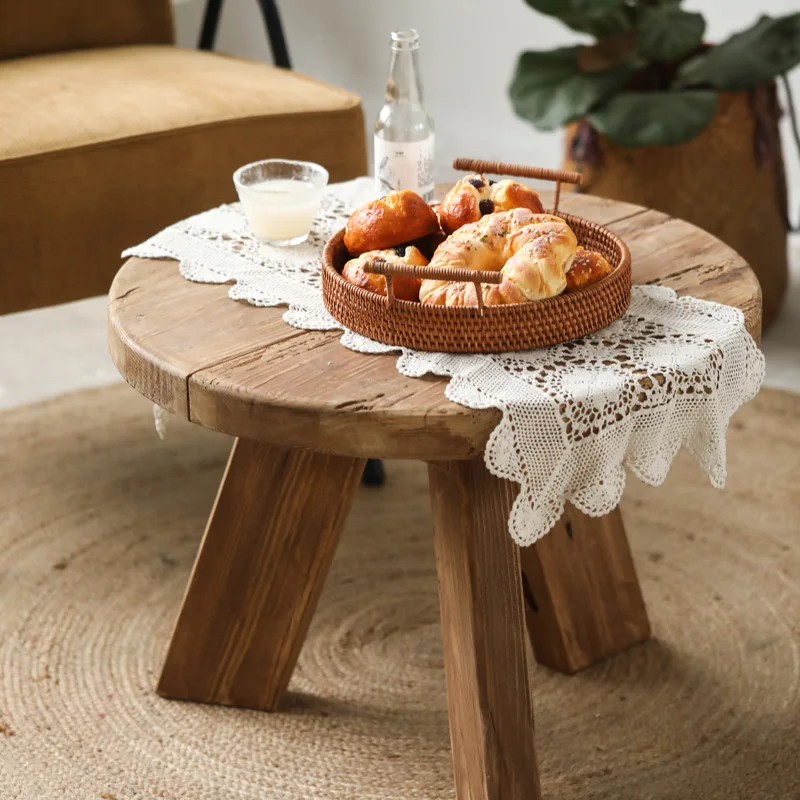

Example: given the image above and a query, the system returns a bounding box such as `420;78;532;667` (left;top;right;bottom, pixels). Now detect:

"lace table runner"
125;178;765;545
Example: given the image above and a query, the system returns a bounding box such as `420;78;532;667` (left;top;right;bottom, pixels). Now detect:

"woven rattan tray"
322;159;632;353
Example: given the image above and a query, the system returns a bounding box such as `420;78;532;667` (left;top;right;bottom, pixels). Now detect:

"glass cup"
233;159;329;246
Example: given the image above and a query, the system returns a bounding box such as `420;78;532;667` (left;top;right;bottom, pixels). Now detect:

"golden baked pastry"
344;190;440;256
342;245;428;302
439;174;545;235
565;246;614;292
419;209;577;307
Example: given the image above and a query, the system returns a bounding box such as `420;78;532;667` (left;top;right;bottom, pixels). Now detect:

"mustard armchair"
0;0;366;313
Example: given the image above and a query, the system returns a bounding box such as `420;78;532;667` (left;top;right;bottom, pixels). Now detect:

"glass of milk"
233;159;329;246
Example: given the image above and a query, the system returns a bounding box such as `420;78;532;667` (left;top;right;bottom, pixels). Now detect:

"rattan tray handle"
453;157;583;212
363;257;502;315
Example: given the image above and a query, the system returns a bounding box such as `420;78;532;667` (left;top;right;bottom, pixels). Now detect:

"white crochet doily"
124;178;765;545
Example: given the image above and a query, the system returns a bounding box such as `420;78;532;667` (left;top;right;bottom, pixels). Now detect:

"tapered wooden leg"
428;459;542;800
158;438;366;710
520;504;650;674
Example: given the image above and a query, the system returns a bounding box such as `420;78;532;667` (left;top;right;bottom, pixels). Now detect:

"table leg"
519;505;651;674
428;459;542;800
157;438;366;710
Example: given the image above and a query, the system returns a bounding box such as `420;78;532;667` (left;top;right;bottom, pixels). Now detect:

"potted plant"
509;1;800;328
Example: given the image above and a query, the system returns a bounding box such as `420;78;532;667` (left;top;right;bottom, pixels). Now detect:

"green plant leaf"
637;5;705;62
523;0;633;38
588;91;718;147
677;13;800;90
510;47;633;131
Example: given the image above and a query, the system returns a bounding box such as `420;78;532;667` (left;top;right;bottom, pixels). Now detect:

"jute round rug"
0;385;798;799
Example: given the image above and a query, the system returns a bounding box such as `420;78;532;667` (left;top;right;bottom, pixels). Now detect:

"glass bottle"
373;29;435;202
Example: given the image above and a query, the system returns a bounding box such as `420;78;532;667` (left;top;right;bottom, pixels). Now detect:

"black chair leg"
198;0;292;70
256;0;292;69
362;459;386;487
198;0;224;50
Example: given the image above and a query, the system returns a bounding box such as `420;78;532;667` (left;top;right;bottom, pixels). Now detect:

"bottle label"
374;134;435;202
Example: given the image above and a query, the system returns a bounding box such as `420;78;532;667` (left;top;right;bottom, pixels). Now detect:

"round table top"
108;189;762;461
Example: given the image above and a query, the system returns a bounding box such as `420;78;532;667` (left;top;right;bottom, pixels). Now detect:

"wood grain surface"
520;505;651;673
429;458;541;800
157;438;365;710
108;189;762;460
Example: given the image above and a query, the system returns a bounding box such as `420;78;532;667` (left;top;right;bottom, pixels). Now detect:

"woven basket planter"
564;87;789;328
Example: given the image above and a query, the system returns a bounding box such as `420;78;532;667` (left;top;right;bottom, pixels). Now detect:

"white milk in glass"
242;179;323;245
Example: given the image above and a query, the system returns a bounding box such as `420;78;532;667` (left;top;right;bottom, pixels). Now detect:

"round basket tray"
322;209;632;354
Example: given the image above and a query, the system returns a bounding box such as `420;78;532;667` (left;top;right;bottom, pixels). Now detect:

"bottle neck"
385;45;423;106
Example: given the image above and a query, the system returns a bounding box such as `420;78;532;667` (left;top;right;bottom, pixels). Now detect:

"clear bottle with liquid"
373;29;435;202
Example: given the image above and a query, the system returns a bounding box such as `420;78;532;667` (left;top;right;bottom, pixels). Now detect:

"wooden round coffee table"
108;191;761;800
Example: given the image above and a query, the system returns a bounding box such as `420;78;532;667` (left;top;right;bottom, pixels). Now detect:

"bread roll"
419;209;577;307
344;190;440;256
565;247;614;292
342;245;428;302
439;174;545;235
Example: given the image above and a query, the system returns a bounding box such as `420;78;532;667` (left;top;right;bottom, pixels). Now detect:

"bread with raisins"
439;174;544;235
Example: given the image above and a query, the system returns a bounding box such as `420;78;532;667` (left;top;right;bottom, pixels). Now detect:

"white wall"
173;0;800;202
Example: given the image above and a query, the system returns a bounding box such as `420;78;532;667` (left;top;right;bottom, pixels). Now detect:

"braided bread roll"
419;209;578;307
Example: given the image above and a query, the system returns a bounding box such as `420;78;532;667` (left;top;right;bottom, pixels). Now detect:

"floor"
1;241;799;410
